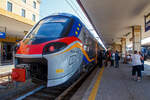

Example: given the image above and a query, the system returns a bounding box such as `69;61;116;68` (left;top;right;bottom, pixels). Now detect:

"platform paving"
96;64;150;100
72;62;150;100
71;66;100;100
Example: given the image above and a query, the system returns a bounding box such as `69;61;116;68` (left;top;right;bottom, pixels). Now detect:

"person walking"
131;50;143;82
115;50;120;68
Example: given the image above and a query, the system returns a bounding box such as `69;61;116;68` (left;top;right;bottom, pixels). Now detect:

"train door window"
78;27;89;52
87;36;95;58
78;28;85;43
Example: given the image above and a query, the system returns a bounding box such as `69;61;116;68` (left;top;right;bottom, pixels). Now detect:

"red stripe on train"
16;36;82;55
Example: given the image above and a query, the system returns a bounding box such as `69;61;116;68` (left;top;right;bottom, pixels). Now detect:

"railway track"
14;65;96;100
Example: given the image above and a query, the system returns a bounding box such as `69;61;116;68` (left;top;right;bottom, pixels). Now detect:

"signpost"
0;32;6;39
145;13;150;32
0;32;6;65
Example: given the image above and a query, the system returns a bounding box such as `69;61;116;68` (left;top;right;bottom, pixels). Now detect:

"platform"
71;62;150;100
0;64;14;85
0;65;14;74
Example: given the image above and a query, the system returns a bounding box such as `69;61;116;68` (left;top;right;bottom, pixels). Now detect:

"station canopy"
77;0;150;46
0;8;35;39
0;15;32;38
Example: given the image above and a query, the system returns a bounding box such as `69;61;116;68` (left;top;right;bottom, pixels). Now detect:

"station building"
0;0;40;64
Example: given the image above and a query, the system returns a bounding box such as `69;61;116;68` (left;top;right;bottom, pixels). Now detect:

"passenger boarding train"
11;13;104;87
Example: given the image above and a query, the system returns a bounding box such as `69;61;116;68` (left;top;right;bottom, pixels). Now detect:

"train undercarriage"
14;57;48;84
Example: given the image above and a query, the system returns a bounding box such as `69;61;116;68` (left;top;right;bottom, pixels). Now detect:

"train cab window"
32;22;64;38
24;16;73;44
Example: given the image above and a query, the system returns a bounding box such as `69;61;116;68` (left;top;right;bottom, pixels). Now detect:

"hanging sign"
145;13;150;32
0;32;6;39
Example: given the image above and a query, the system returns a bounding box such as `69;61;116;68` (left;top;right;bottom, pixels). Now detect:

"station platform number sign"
0;32;6;39
145;13;150;32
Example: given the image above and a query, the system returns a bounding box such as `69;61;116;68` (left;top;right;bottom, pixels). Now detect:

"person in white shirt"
131;50;143;82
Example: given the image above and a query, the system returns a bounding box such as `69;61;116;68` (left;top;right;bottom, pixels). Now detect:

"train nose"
16;41;44;55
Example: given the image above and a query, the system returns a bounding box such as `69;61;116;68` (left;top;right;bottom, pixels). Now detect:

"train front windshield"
24;16;73;44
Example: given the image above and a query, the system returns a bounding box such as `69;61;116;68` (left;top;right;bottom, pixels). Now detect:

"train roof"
39;13;103;48
41;13;81;24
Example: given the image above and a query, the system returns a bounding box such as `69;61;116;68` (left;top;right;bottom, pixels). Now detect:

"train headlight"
43;42;67;54
49;46;55;52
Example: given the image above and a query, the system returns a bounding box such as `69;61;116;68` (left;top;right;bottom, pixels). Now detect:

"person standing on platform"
115;50;120;68
104;51;109;67
111;51;115;67
98;51;103;68
131;50;143;82
108;51;112;67
139;51;144;71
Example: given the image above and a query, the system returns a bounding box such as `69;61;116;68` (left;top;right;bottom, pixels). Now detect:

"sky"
40;0;75;18
40;0;90;28
40;0;106;49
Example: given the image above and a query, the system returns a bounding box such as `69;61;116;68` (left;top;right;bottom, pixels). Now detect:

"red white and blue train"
11;13;104;87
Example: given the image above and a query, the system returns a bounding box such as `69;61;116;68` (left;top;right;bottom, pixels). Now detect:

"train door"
68;27;84;74
78;28;86;43
78;27;88;53
79;28;94;65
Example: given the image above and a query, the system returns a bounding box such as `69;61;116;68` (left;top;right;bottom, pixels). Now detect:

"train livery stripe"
17;36;82;55
55;41;94;62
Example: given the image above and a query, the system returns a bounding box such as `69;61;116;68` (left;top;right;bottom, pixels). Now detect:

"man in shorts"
131;50;143;82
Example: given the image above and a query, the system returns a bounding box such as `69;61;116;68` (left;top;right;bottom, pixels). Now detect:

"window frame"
32;14;36;21
33;1;36;9
7;1;13;12
21;9;26;17
22;0;26;3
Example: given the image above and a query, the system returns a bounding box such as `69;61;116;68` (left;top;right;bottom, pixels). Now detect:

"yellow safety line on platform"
88;66;104;100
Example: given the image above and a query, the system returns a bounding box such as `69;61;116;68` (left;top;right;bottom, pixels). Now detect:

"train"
11;13;104;87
